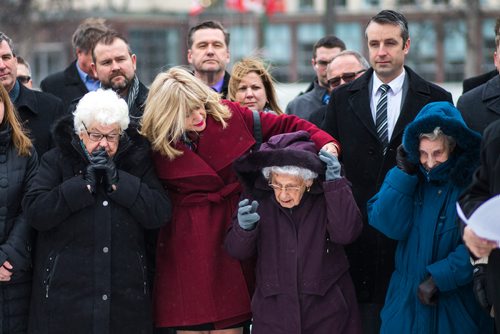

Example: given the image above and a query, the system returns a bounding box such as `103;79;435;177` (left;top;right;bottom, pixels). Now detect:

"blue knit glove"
319;149;341;180
237;199;260;231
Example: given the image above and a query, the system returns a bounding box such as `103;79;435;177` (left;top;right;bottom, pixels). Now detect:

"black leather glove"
473;264;492;314
83;148;108;193
417;276;439;306
91;149;118;193
396;144;418;175
101;158;118;193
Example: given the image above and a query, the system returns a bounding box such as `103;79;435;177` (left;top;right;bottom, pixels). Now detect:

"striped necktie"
376;84;390;153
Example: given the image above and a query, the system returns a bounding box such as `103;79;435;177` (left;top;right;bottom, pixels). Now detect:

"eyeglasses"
17;75;31;84
82;123;121;143
268;183;303;194
328;69;366;88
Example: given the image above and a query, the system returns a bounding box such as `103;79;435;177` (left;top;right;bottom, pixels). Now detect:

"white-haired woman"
141;67;339;333
225;131;362;334
23;89;172;334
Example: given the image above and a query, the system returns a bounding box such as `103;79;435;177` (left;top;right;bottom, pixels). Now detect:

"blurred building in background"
2;0;499;88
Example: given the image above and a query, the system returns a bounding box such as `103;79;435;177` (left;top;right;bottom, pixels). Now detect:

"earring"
306;186;311;192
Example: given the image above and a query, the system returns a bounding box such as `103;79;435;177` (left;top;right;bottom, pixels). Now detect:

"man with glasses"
16;56;32;88
286;35;345;119
0;32;64;156
308;50;369;126
321;10;452;334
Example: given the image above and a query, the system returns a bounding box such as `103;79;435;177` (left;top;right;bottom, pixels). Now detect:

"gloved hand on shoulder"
237;199;260;231
319;149;341;181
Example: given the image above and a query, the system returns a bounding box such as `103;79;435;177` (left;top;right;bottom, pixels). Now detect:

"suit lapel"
391;67;432;145
349;71;379;141
483;76;500;115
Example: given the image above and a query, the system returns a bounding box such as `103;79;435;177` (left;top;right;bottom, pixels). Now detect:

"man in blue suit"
321;10;452;334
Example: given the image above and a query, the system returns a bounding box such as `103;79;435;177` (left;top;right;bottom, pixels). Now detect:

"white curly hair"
73;89;130;135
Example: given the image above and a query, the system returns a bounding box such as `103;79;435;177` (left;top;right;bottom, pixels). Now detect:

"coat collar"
15;83;39;115
346;66;438;145
481;75;500;115
154;108;255;181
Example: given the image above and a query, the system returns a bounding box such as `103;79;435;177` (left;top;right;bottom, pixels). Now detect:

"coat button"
103;201;109;206
103;247;109;253
102;294;108;301
0;178;8;187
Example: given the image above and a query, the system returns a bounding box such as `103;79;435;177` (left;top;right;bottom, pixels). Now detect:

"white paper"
457;195;500;244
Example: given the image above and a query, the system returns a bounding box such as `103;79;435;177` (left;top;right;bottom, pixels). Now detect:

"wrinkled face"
419;137;450;171
0;40;17;92
234;72;268;111
269;173;311;209
185;106;207;132
312;46;343;88
188;28;230;76
92;39;137;96
79;122;121;157
366;22;410;83
327;54;366;93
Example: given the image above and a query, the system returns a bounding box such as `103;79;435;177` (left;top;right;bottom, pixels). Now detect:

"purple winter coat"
225;131;363;334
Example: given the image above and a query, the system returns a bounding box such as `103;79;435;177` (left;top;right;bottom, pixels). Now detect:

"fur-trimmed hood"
233;130;325;198
402;101;481;186
51;114;151;167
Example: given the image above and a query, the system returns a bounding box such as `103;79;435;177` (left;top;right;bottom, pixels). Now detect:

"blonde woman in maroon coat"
141;67;339;333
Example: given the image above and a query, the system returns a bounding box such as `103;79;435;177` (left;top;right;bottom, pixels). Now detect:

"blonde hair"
228;57;283;115
0;85;32;156
141;66;232;160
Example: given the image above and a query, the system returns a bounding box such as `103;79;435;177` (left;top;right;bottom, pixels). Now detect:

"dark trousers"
359;303;383;334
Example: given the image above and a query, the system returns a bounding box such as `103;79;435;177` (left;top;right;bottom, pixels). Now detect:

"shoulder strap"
252;110;262;151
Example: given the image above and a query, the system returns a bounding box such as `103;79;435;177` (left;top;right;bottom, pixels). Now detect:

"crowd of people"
0;7;499;334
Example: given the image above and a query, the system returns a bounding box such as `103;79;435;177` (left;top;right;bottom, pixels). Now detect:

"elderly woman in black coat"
0;84;38;333
23;89;171;334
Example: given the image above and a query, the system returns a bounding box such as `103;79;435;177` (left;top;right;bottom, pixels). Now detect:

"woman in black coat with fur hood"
23;89;171;334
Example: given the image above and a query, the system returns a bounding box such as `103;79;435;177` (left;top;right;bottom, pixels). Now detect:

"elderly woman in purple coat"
225;130;363;334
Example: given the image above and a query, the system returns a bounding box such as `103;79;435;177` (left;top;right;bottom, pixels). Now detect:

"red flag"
189;0;204;16
226;0;246;12
265;0;285;16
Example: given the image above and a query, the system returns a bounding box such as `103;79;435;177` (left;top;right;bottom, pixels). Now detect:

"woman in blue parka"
367;101;493;333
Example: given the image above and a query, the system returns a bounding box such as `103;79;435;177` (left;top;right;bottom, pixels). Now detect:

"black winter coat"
23;116;171;334
40;61;89;112
15;82;64;157
0;126;38;334
459;119;500;334
457;74;500;134
321;66;453;304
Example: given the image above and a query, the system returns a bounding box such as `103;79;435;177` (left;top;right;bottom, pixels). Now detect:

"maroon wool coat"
152;101;336;328
225;178;363;334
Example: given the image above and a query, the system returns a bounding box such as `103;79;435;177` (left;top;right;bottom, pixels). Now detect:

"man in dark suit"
321;10;452;334
90;31;148;131
40;18;110;111
0;32;63;156
462;18;500;94
457;17;500;133
187;20;231;99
